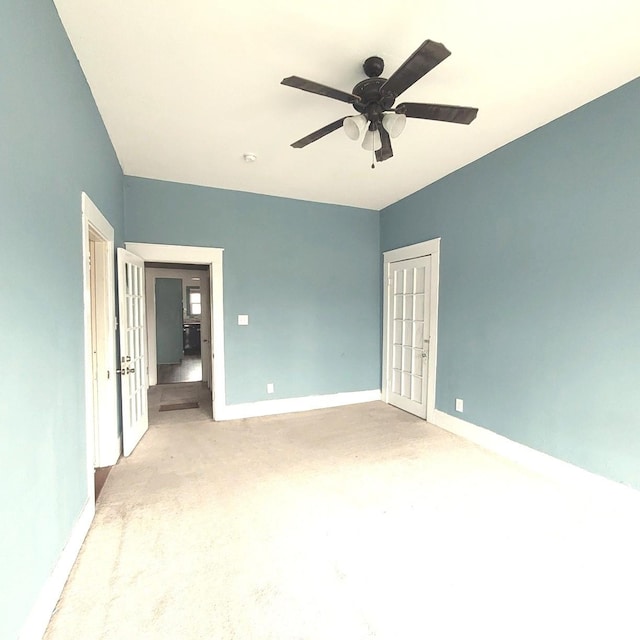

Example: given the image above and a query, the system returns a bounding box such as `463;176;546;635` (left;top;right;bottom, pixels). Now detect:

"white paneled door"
117;248;149;456
387;255;431;418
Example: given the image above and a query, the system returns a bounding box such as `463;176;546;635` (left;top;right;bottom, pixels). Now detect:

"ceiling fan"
281;40;478;164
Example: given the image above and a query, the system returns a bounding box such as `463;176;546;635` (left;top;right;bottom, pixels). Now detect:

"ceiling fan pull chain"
371;145;375;170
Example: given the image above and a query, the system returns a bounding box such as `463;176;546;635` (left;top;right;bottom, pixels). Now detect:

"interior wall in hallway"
155;278;184;364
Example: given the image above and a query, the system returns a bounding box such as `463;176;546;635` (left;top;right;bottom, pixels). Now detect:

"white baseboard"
433;409;640;504
219;389;382;421
19;499;95;640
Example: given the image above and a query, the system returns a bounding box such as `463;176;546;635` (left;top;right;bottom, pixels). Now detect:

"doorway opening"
124;242;226;421
82;193;118;503
88;232;114;499
144;262;213;420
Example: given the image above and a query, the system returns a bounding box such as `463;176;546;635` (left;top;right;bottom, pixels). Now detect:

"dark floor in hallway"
157;354;202;384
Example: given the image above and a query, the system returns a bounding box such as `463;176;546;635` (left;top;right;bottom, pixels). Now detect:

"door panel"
387;255;431;418
117;248;149;456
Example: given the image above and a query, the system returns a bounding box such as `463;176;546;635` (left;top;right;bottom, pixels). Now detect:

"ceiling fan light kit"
343;114;368;140
362;128;382;151
382;113;407;138
281;39;478;165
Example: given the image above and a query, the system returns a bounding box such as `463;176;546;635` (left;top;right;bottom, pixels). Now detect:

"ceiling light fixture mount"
281;39;479;166
243;153;257;163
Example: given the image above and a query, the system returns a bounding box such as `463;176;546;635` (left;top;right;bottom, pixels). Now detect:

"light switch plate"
455;398;464;412
267;383;274;394
238;314;249;325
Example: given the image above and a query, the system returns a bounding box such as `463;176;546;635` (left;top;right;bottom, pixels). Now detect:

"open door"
117;248;149;456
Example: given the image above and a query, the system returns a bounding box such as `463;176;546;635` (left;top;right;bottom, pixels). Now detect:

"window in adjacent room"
187;287;201;316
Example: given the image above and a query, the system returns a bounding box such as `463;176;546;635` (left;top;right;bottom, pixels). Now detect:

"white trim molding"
82;193;118;473
382;238;440;423
383;238;441;264
19;500;94;640
125;243;225;420
433;410;640;504
218;389;381;421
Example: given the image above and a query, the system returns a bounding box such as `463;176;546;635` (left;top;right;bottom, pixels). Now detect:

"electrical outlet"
267;383;274;394
455;398;464;412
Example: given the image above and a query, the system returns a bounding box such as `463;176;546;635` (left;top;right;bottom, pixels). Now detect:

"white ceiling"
53;0;640;211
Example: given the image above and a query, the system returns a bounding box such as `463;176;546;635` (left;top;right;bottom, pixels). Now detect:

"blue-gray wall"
3;1;638;635
381;77;640;489
156;278;184;364
124;177;381;405
0;1;124;637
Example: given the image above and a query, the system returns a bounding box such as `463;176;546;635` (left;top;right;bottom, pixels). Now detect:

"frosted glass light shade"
362;129;382;151
343;114;368;140
382;113;407;138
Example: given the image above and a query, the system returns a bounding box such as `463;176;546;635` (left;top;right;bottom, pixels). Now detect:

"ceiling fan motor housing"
352;75;396;122
363;55;384;78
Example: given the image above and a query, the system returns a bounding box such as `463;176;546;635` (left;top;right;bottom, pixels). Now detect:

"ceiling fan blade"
381;40;451;98
281;76;359;104
291;118;347;148
376;126;393;162
396;102;478;124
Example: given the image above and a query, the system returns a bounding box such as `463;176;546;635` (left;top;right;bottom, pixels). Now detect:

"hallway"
157;355;202;384
148;381;212;424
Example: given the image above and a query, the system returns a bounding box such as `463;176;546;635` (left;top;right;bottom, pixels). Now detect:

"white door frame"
125;242;225;420
82;193;119;486
199;269;212;389
382;238;440;423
